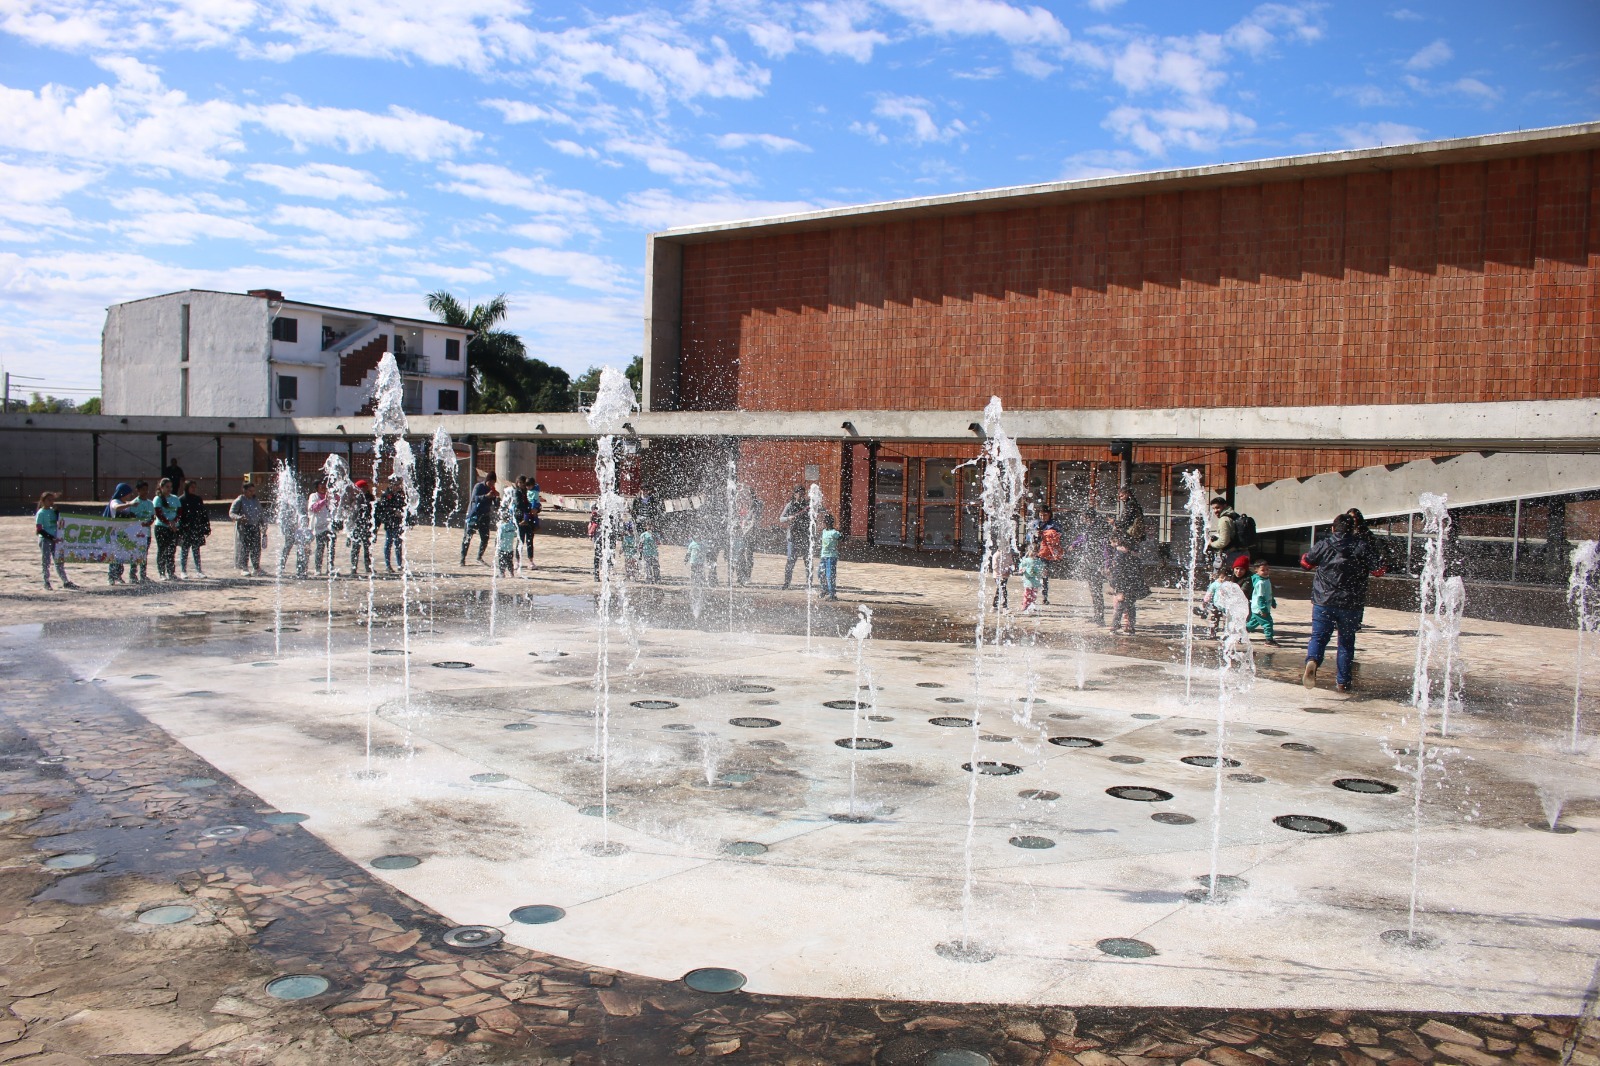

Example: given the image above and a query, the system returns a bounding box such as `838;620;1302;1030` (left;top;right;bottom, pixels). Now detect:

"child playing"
1198;562;1229;638
126;481;156;583
1246;560;1279;646
495;507;519;576
818;514;842;601
638;523;660;583
1107;532;1147;636
991;538;1017;609
685;535;707;587
1017;544;1046;612
620;521;639;581
35;493;76;590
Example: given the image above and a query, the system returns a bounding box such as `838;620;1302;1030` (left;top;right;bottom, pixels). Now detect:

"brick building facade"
643;125;1600;555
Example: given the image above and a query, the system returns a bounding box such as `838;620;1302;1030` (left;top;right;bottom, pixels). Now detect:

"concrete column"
494;439;539;483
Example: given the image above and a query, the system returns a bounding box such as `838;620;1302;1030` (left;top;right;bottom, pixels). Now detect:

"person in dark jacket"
177;480;210;577
376;477;407;573
1027;505;1064;605
1301;513;1378;692
459;472;498;565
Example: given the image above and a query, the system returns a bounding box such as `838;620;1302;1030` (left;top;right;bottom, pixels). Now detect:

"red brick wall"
677;150;1599;414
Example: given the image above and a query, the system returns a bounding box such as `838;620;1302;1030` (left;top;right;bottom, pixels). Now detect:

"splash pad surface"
26;611;1598;1016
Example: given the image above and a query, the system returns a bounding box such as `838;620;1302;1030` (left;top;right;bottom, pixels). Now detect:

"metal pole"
91;432;100;500
159;433;168;476
1510;497;1522;582
2;371;9;413
1224;447;1238;508
1406;512;1414;573
839;442;854;534
215;435;223;499
865;441;880;544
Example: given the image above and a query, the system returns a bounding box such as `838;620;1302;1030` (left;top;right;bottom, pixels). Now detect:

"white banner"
56;514;150;563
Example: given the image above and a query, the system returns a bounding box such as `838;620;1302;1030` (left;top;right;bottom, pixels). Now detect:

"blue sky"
1;0;1596;397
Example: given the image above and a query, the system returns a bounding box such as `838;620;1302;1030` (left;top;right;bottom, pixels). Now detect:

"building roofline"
108;288;473;333
650;122;1600;244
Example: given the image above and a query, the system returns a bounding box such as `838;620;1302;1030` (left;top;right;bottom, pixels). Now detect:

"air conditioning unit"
278;398;295;413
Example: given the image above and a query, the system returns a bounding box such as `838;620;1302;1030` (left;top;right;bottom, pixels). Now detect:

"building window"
272;317;298;343
438;388;460;412
278;375;298;402
445;338;461;361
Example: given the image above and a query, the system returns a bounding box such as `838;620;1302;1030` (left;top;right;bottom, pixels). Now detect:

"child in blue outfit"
1246;560;1279;645
818;514;842;600
495;509;519;576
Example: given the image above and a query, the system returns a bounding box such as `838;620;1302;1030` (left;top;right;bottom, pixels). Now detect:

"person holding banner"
230;480;267;576
35;493;76;590
152;478;182;580
127;481;156;583
106;483;137;584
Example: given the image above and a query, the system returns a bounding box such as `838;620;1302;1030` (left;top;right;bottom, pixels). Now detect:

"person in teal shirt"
1247;560;1280;646
35;492;76;590
638;524;660;583
126;481;157;583
1018;544;1046;612
151;477;182;580
818;514;843;601
495;507;520;576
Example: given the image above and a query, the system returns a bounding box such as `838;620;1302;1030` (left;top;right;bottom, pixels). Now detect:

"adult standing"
778;486;810;590
1070;509;1109;624
151;477;182;580
460;471;498;565
1205;497;1242;570
177;479;210;578
229;480;266;575
1301;512;1378;693
1114;486;1146;540
346;480;374;575
732;482;760;585
376;476;407;573
162;456;184;491
630;486;661;530
307;478;334;576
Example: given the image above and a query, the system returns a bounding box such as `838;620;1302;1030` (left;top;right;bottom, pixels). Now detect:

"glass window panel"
923;459;956;500
873;502;904;546
922;504;956;549
875;459;904;499
1054;463;1092;516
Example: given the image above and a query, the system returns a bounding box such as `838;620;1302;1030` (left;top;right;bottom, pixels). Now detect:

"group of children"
1202;554;1280;645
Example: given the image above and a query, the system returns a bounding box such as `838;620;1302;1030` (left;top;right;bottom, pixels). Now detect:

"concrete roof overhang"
649;123;1600;246
4;398;1598;452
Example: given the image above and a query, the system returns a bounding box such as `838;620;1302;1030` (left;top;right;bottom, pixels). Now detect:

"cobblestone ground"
1;517;1598;1063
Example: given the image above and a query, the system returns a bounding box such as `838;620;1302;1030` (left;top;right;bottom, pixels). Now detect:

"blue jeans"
384;527;404;570
820;557;837;598
1307;603;1360;686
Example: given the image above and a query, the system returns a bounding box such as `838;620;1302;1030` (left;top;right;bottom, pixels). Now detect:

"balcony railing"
395;353;429;376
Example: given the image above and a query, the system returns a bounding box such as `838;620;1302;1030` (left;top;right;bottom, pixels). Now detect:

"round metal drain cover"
1048;712;1083;721
1097;937;1157;959
929;717;972;727
1019;789;1060;801
1109;755;1145;764
868;714;893;722
935;940;996;963
1048;736;1103;748
182;610;209;617
1173;728;1207;736
732;683;774;693
579;805;615;817
823;699;865;710
830;813;875;823
273;626;301;633
36;756;71;765
927;1051;992;1066
216;619;250;625
631;700;678;710
138;904;197;925
1281;742;1318;752
510;905;566;924
1016;696;1047;704
836;737;892;750
371;649;408;657
263;812;308;825
683;967;746;993
1380;929;1441;949
1256;728;1289;736
1527;821;1578;834
1303;706;1336;714
131;673;160;680
935;696;965;704
470;773;509;783
721;841;768;856
1181;755;1241;768
662;723;694;732
1335;778;1398;794
202;825;247;839
177;777;217;789
371;854;422;869
1229;773;1266;783
43;853;96;870
751;698;779;706
719;772;754;784
980;735;1012;744
824;669;851;675
1273;814;1346;834
432;661;473;669
1107;786;1173;802
504;722;536;731
1009;835;1055;849
1152;812;1197;825
962;762;1021;776
181;690;219;697
916;682;946;689
442;925;503;949
584;841;630;857
249;661;278;668
266;975;330;1000
1132;713;1161;720
730;717;780;728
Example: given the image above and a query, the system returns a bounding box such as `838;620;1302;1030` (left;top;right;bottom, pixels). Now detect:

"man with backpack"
1206;497;1256;569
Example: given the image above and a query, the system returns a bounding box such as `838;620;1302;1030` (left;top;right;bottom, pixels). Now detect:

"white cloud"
245;162;394;201
864;94;968;144
881;0;1069;46
1085;0;1125;10
549;139;599;158
434;163;602;216
273;204;417;243
713;132;811;152
613;189;824;230
1388;7;1424;19
0;160;97;204
255;104;478;159
1058;146;1144;179
1405;38;1452;71
1332;121;1426;149
481;99;578;126
1449;76;1500;102
495;247;631;292
1336;83;1405;107
604;138;751;186
1104;98;1255;156
122;209;272;245
796;0;890;61
509;221;577;244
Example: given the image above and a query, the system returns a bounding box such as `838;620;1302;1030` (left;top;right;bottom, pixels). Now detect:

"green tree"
570;358;643;410
425;291;571;413
25;393;76;413
79;397;100;414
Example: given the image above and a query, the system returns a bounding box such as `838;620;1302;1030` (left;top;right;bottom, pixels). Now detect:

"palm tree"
425;292;571;413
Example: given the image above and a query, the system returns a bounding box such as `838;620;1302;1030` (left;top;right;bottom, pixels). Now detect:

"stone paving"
2;517;1599;1062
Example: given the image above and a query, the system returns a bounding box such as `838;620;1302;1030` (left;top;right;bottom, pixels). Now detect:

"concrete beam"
3;398;1598;450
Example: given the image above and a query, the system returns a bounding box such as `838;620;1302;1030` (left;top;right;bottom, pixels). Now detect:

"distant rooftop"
112;288;472;332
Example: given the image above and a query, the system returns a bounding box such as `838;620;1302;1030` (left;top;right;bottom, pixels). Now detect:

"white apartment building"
103;288;473;418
